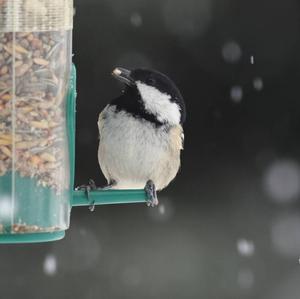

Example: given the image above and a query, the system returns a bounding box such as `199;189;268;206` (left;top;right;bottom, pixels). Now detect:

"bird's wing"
97;105;109;136
169;124;184;151
97;105;113;183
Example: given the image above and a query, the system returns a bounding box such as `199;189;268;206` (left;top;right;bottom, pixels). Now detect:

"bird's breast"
98;105;182;189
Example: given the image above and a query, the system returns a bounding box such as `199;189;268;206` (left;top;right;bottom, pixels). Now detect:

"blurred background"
2;0;300;298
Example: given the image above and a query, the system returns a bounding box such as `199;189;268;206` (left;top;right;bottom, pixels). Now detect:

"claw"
88;179;97;190
75;179;117;211
76;179;97;212
144;180;159;207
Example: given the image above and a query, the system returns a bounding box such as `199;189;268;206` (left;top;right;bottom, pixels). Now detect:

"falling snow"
43;254;57;276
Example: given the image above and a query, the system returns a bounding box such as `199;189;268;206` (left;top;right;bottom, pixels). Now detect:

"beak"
112;67;135;86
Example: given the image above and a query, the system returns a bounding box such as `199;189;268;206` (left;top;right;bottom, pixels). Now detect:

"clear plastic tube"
0;0;73;234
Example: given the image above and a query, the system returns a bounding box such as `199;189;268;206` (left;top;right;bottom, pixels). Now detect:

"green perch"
72;189;147;206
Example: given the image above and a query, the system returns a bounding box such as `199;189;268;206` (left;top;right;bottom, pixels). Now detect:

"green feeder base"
0;231;65;244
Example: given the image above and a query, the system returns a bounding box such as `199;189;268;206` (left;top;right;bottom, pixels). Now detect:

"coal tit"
98;67;186;206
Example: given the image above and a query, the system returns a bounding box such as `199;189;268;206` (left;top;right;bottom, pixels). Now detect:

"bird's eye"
146;78;156;85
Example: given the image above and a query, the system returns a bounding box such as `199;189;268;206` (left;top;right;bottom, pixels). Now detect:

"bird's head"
112;67;186;125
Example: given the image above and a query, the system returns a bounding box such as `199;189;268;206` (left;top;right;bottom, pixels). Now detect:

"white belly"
98;106;181;190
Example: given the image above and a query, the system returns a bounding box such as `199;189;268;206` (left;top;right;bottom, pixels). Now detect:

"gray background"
2;0;300;298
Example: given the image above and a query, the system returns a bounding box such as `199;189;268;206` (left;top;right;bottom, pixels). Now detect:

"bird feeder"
0;0;146;244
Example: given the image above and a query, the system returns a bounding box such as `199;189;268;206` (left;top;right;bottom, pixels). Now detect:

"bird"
96;67;186;207
79;67;186;208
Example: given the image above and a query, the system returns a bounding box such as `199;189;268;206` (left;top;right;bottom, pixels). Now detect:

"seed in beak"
112;68;122;76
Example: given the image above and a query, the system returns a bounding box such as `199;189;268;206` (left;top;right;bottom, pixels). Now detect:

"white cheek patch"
136;81;181;125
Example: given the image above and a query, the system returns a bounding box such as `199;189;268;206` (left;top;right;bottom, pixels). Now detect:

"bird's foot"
76;179;98;212
76;179;117;212
144;180;159;207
